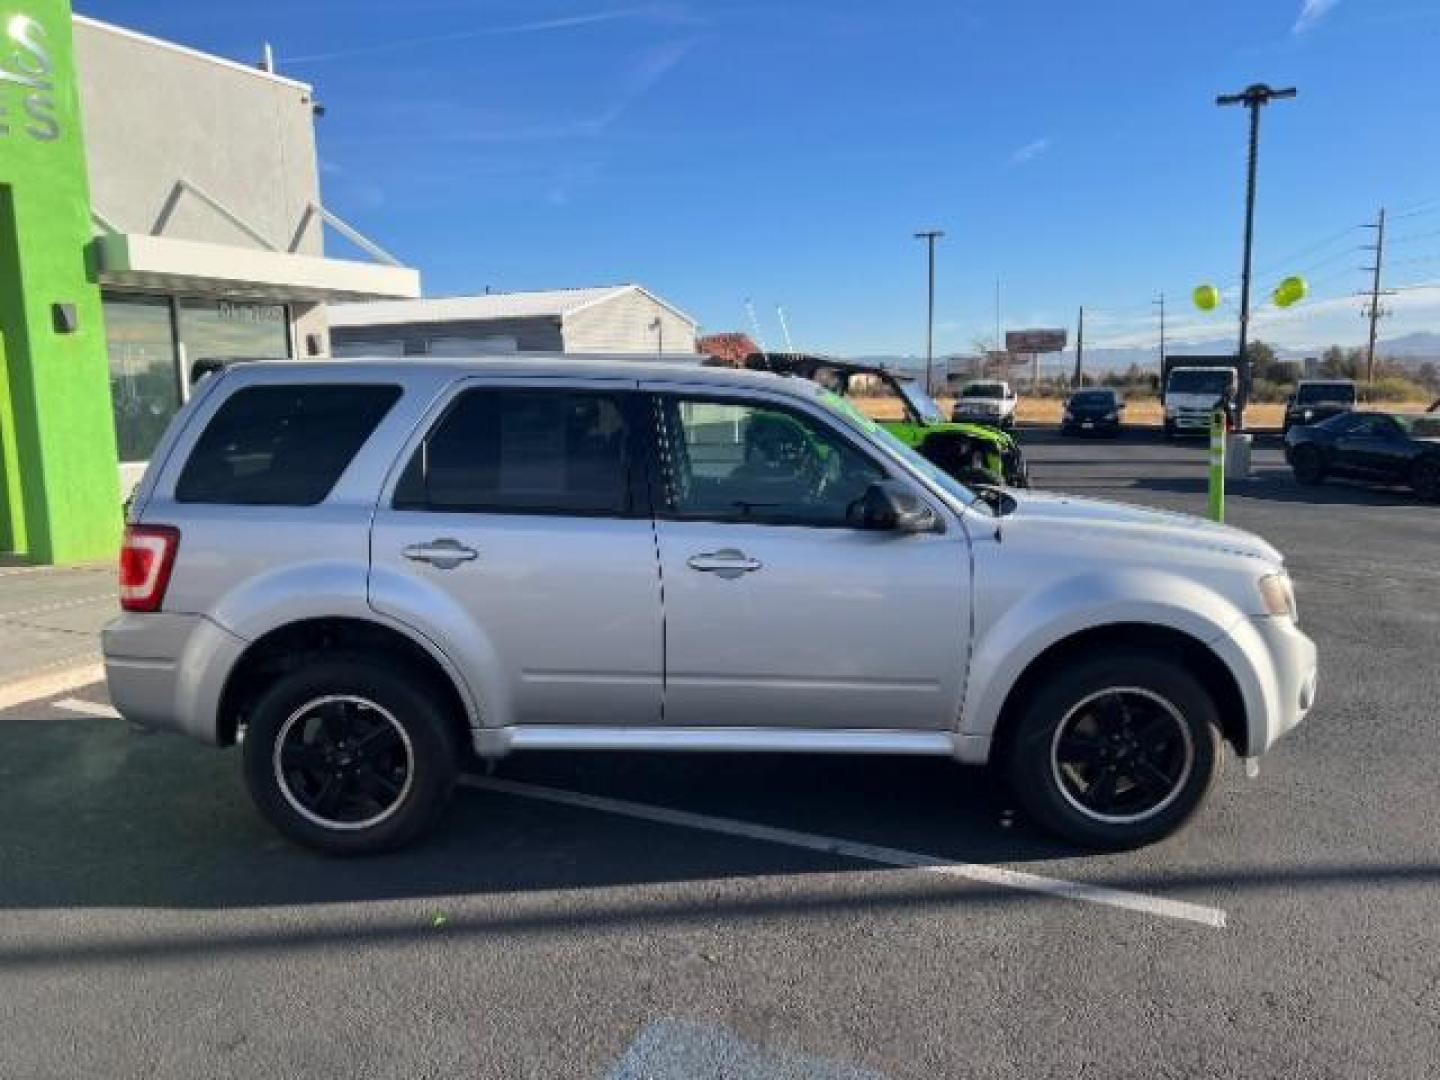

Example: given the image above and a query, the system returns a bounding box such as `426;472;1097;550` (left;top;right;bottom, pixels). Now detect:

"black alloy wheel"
1050;689;1193;825
242;657;459;854
273;695;414;830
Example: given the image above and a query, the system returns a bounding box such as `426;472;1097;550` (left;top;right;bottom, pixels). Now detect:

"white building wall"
562;289;697;355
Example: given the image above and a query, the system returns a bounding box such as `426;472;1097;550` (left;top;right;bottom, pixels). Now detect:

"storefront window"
104;294;180;464
177;299;290;372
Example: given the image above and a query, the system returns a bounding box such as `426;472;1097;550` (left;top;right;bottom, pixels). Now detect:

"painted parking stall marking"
463;776;1229;929
52;697;121;719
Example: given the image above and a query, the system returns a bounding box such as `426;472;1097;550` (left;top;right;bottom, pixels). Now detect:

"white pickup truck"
951;380;1019;430
1163;366;1237;438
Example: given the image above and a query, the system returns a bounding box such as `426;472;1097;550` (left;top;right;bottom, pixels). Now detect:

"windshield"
1396;414;1440;438
818;390;981;510
896;380;945;423
962;382;1005;399
1167;369;1233;395
1070;390;1116;407
1297;383;1356;404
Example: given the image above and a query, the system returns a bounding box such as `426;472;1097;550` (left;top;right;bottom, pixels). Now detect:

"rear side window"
175;384;401;505
393;388;632;515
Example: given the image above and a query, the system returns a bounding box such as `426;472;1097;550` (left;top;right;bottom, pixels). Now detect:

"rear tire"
1411;457;1440;502
1005;650;1224;849
1291;444;1326;485
242;657;459;854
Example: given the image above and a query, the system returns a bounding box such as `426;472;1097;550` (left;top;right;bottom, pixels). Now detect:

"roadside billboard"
1006;329;1067;354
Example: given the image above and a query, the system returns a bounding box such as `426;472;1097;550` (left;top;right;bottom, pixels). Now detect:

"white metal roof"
328;284;697;329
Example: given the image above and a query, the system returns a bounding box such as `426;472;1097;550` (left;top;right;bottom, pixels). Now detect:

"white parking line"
52;698;121;719
462;776;1228;929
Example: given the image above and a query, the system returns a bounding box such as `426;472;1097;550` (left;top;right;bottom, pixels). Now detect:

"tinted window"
1296;383;1355;404
657;397;884;526
1168;370;1233;394
1342;414;1398;438
962;383;1005;398
1070;390;1115;406
176;384;400;505
395;389;631;515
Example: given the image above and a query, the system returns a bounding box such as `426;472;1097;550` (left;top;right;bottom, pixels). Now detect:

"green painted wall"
0;0;121;563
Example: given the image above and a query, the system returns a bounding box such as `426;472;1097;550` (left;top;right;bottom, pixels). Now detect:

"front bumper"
1213;615;1317;756
103;612;248;744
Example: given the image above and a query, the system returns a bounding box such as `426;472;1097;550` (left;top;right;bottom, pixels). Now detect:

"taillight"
119;525;180;613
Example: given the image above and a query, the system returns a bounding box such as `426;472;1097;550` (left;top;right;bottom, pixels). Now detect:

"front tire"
1291;444;1326;485
242;657;459;854
1005;651;1224;849
1411;457;1440;502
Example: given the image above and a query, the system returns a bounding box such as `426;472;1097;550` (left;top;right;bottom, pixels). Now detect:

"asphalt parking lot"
2;427;1437;1079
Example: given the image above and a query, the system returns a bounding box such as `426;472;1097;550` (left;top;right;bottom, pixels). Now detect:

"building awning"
93;233;421;303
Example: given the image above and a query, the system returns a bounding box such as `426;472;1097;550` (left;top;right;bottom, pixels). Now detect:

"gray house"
328;284;699;358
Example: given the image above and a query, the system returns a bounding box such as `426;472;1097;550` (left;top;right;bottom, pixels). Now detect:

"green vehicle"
736;354;1029;488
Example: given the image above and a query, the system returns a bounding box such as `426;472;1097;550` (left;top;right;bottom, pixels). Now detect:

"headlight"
1063;410;1074;420
1258;572;1298;622
1104;411;1117;421
1303;409;1314;420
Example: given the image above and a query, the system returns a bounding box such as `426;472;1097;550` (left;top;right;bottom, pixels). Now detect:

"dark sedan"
1060;388;1124;436
1285;410;1440;501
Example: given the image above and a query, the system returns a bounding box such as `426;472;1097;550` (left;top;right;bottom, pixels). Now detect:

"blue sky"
88;0;1440;355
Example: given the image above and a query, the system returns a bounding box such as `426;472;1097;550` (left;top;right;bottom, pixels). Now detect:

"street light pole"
1216;83;1295;428
914;230;944;393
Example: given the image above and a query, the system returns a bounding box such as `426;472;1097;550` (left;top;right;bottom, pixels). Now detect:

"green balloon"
1273;275;1307;308
1193;284;1220;311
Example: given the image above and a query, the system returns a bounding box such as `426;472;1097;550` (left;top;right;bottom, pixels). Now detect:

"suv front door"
646;387;971;731
369;379;662;727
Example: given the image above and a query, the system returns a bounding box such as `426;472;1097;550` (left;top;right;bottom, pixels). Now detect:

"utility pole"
1153;292;1166;373
914;230;944;392
1361;206;1390;387
1072;306;1085;387
1216;82;1296;428
776;304;797;357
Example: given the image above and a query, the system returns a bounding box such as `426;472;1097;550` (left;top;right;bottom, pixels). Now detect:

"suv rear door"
368;377;663;727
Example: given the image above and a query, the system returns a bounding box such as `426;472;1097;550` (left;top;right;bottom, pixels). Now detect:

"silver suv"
105;359;1317;854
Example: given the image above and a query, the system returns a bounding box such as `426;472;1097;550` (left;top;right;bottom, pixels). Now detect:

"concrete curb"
0;661;105;711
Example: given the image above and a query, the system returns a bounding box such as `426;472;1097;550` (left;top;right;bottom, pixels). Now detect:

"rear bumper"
1062;417;1120;433
103;613;247;744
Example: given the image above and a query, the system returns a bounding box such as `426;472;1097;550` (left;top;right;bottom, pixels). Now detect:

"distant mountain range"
853;331;1440;377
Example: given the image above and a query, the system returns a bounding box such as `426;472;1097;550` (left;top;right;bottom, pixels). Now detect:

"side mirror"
859;480;942;534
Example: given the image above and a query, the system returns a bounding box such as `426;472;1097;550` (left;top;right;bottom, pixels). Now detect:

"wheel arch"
985;623;1249;763
216;616;477;750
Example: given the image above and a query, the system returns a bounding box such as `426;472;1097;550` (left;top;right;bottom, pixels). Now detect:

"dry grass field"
855;395;1430;431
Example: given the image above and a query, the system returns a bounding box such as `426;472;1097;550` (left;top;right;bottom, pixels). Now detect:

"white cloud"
1293;0;1340;35
1009;137;1051;165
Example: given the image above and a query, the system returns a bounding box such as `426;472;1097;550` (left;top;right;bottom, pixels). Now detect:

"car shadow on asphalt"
0;713;1078;914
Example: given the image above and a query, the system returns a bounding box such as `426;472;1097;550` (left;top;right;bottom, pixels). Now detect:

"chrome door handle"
687;549;762;579
402;538;478;569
